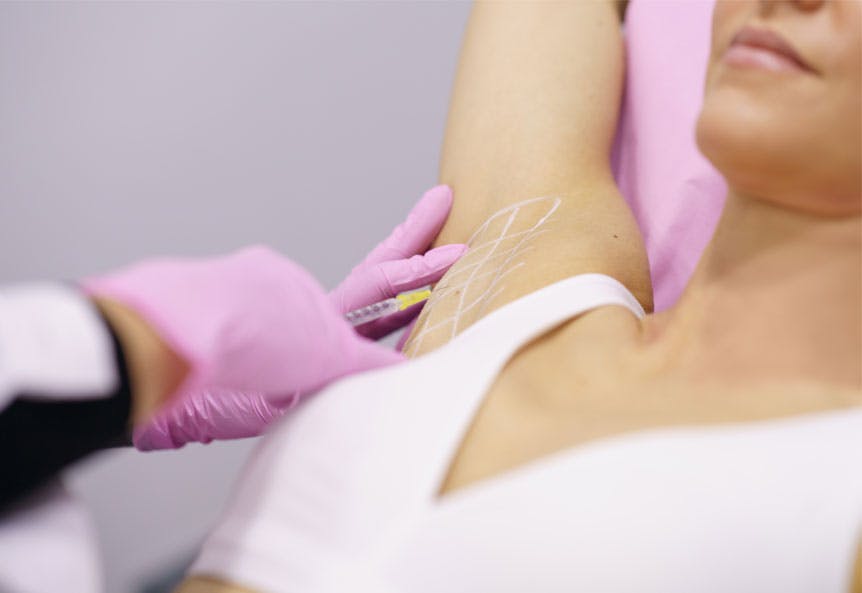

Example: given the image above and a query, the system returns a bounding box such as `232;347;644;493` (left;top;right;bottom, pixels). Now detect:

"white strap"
454;273;645;365
414;273;646;504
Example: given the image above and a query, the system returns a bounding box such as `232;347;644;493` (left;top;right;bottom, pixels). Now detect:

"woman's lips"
723;26;815;75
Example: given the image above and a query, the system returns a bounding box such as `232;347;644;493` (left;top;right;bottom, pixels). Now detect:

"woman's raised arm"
403;0;651;356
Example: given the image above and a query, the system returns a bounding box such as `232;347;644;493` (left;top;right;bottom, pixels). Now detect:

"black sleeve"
0;322;132;515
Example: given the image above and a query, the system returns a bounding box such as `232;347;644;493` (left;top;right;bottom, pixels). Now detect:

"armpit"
402;186;653;357
404;196;563;356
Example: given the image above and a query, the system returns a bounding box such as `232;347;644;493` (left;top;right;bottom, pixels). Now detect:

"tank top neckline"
409;274;647;507
401;274;861;514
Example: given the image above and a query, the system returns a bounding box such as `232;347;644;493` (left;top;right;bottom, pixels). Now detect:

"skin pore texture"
179;1;861;591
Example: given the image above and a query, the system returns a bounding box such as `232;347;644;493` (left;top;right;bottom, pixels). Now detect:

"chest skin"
177;305;862;593
437;306;862;497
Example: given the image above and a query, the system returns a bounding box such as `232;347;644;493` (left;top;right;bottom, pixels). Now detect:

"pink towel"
612;0;727;311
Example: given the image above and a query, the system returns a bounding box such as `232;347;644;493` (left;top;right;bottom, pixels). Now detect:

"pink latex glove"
330;185;461;340
84;185;464;450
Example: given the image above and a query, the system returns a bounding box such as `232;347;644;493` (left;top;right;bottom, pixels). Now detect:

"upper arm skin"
405;0;651;355
435;0;626;227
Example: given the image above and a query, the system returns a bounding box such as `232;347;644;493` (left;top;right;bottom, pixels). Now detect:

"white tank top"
191;274;862;593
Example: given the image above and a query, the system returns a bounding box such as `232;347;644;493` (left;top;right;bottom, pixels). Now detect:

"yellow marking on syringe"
395;286;432;310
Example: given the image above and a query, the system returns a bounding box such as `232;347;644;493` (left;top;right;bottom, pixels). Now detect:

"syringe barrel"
344;298;401;327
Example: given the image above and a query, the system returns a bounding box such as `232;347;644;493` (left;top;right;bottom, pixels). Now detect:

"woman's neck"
642;190;862;389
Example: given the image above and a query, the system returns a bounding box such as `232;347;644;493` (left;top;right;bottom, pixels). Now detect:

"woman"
180;0;861;591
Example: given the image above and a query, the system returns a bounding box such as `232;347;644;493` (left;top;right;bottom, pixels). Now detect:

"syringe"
344;285;433;327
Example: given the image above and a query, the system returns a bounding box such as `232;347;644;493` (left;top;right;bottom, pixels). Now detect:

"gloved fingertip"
417;185;453;215
377;243;466;293
403;185;453;232
424;243;468;270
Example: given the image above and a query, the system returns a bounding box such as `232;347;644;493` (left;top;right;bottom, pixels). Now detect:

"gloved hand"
83;185;463;450
330;185;462;340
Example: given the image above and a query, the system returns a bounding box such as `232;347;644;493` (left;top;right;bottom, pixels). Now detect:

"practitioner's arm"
403;0;651;356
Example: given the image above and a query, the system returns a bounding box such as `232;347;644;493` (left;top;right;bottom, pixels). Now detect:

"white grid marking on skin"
432;227;551;284
410;262;526;339
450;206;519;337
463;196;558;246
406;196;562;355
427;259;531;302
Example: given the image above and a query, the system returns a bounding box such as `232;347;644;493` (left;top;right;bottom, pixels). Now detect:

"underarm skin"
404;195;562;356
402;185;651;357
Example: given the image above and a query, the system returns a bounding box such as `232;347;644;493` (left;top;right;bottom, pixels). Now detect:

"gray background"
0;2;470;591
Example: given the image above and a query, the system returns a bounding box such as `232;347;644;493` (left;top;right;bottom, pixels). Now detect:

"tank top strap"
399;273;645;507
453;273;644;362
